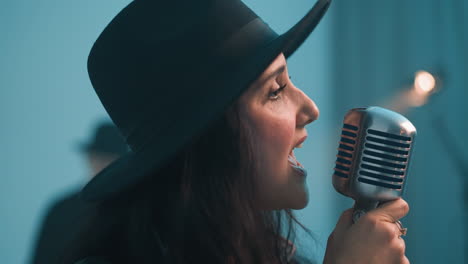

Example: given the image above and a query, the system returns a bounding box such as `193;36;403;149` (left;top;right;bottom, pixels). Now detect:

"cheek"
262;120;294;156
249;112;295;175
250;115;300;209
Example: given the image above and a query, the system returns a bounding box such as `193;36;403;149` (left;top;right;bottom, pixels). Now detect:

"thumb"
369;198;409;223
333;208;354;235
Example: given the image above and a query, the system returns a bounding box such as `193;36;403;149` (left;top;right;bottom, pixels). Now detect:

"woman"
65;0;409;263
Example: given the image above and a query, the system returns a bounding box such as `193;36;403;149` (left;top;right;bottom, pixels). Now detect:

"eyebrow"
257;65;286;87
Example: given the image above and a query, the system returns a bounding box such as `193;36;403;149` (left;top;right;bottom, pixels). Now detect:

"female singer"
65;0;409;263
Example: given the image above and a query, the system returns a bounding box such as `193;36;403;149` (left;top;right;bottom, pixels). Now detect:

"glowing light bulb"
414;71;436;94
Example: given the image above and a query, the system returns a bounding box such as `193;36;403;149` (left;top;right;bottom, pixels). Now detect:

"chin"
286;189;310;210
261;194;309;211
289;197;309;210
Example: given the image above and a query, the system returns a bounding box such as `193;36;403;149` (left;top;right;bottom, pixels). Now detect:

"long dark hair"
62;102;312;264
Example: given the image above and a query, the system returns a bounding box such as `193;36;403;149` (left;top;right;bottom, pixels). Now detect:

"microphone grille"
357;128;412;190
333;123;359;179
332;107;417;200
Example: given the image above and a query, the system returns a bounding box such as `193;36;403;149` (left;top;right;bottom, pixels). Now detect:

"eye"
269;84;287;100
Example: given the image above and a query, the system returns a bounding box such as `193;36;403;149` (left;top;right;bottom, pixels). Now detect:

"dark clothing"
71;233;317;264
31;189;91;264
74;255;315;264
74;257;112;264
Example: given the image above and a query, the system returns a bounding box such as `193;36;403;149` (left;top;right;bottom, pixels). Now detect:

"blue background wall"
330;1;467;263
1;1;129;263
1;0;466;263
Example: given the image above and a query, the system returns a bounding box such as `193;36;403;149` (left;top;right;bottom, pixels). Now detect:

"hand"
323;198;410;264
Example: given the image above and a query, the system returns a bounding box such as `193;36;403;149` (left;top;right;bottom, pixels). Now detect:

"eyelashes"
269;84;287;100
268;76;291;100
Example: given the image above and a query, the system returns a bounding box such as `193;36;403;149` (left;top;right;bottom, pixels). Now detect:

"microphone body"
333;107;417;222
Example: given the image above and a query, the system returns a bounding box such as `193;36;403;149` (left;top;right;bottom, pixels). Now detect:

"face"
86;152;120;178
238;53;319;210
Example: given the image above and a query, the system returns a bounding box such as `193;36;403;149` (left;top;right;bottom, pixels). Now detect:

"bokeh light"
414;70;436;95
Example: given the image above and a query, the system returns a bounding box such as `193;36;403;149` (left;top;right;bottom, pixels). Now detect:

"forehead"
239;53;287;101
254;53;287;85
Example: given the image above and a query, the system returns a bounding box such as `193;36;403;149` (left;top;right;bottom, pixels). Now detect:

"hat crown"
88;0;272;151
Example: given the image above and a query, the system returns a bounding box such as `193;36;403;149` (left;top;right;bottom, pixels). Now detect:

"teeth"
288;153;306;176
288;154;298;166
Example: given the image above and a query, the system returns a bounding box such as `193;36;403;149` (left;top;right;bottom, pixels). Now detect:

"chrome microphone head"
332;107;417;220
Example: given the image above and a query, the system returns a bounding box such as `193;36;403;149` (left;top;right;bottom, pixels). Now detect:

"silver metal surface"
332;107;417;221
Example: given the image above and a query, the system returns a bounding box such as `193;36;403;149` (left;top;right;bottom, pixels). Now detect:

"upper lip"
292;136;308;150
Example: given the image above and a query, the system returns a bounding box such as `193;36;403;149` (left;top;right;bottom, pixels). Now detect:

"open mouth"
288;149;307;177
288;149;303;168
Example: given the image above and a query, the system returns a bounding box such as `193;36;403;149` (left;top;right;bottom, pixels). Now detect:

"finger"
394;235;406;253
369;198;409;222
390;236;407;264
333;208;354;235
395;255;410;264
402;256;410;264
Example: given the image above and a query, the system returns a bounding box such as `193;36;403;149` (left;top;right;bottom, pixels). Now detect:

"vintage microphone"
332;107;417;222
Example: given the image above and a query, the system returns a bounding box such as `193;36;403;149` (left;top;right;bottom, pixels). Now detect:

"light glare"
414;71;436;94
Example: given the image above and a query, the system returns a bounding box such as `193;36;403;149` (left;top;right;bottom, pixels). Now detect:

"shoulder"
43;189;83;216
74;257;112;264
50;189;83;210
38;190;85;228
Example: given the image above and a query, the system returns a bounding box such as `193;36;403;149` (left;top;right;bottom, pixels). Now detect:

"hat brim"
77;143;119;155
81;0;331;202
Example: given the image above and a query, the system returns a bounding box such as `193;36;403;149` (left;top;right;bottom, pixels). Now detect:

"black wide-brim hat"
82;0;331;202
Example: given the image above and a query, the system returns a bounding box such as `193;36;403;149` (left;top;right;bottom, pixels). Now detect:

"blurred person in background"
30;122;128;264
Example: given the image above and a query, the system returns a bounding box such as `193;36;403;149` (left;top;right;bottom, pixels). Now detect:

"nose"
295;88;319;128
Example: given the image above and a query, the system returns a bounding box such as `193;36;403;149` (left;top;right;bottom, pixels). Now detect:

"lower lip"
288;154;307;177
291;164;308;177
